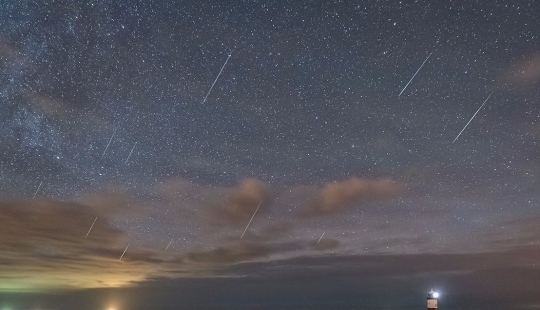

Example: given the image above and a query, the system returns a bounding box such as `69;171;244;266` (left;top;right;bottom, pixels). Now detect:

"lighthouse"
427;289;439;310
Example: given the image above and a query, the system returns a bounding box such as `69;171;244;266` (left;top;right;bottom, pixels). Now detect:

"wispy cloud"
0;199;154;291
209;178;272;226
303;178;401;216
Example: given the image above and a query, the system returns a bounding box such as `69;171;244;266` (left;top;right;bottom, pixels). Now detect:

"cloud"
183;243;272;266
210;178;272;226
499;51;540;91
154;177;277;236
310;238;340;251
11;245;540;310
0;198;160;291
0;176;410;292
180;240;309;269
305;178;401;216
1;183;538;297
80;186;139;215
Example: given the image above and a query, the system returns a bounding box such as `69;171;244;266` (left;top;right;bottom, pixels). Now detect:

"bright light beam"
240;200;262;239
398;52;433;97
201;52;232;104
85;217;97;238
453;91;493;143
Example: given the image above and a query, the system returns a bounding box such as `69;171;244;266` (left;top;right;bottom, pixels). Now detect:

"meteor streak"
33;181;43;199
119;243;130;260
85;217;97;238
317;232;325;244
240;201;262;239
453;91;493;143
165;239;173;251
201;52;232;104
398;52;433;97
125;142;137;164
101;128;116;159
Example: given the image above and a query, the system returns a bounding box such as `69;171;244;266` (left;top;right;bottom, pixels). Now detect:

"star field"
1;1;540;309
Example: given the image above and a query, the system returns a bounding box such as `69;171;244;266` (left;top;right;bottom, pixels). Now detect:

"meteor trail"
398;52;433;97
453;91;493;143
101;128;116;159
33;180;42;199
317;232;325;244
201;52;232;104
240;200;262;239
85;217;98;238
119;243;130;260
165;239;173;251
124;142;137;164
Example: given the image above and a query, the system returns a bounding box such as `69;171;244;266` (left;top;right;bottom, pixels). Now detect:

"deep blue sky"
1;0;540;309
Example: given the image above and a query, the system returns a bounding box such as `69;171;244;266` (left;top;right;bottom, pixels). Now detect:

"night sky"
1;1;540;309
